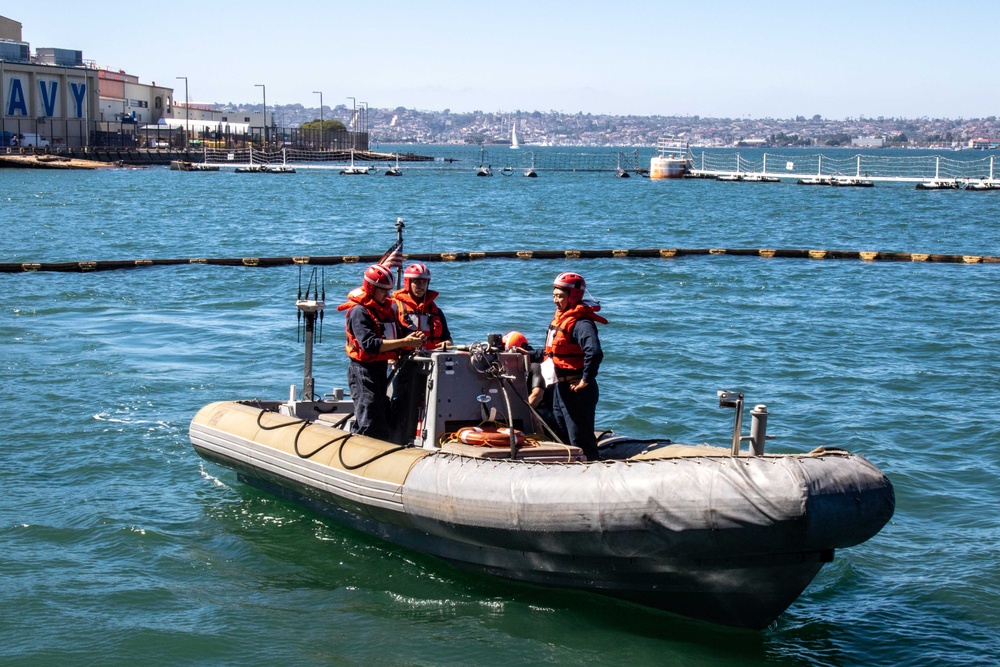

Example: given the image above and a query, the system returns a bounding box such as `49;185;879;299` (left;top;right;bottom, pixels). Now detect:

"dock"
687;151;999;185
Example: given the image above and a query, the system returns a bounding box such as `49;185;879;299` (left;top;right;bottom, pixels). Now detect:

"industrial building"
3;14;358;155
1;14;172;148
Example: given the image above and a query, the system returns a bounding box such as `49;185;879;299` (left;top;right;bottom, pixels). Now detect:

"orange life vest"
337;288;399;363
393;288;447;350
544;303;608;371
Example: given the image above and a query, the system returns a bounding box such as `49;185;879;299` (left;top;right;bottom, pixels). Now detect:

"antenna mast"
394;216;405;289
296;267;326;400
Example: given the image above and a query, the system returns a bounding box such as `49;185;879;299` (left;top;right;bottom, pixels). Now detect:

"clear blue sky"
8;1;998;119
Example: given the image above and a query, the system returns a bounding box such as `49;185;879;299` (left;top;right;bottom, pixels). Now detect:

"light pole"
347;96;355;149
255;83;266;146
176;76;189;148
313;90;323;151
361;102;368;150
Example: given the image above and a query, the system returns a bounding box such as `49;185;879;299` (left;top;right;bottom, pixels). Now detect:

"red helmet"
362;264;394;295
404;263;431;280
403;263;431;289
502;331;528;351
553;271;586;304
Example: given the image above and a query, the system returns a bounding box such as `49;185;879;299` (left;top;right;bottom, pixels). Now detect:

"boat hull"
190;400;894;630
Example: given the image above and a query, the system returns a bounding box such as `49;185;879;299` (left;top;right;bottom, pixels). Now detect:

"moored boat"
189;260;895;630
831;176;874;187
341;150;375;175
170;160;219;172
916;178;961;190
475;145;492;176
385;153;403;176
739;173;781;183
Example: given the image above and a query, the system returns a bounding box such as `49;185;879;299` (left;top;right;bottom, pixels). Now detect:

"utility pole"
347;96;356;150
255;83;267;146
176;76;189;147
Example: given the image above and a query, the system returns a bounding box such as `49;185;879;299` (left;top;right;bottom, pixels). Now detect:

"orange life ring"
455;426;526;448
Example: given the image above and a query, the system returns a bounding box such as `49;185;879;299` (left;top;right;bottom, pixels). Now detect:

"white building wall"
1;61;97;146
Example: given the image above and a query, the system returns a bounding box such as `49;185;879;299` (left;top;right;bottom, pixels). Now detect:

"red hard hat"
363;264;394;294
553;271;586;303
403;263;431;280
502;331;528;350
403;263;431;290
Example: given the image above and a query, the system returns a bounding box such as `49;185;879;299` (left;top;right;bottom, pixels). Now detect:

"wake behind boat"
189;250;894;631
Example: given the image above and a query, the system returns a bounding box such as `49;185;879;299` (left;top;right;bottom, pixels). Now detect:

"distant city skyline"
8;1;1000;120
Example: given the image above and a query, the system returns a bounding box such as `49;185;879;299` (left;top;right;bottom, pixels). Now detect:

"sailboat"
511;121;520;150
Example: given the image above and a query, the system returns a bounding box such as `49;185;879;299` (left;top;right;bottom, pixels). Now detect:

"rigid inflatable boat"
190;287;894;630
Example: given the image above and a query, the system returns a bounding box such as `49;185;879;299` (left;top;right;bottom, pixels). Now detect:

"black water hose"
501;375;564;444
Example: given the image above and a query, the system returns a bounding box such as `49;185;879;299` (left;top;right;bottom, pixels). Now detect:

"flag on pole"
379;239;403;270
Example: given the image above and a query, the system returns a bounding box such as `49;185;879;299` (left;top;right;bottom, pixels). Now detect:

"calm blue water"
2;149;1000;666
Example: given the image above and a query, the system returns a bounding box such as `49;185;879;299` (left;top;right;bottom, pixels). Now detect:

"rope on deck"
2;247;997;274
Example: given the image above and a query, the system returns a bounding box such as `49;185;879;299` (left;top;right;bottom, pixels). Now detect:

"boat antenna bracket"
718;390;772;457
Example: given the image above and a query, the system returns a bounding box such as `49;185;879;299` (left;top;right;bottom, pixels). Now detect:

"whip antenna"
318;267;325;343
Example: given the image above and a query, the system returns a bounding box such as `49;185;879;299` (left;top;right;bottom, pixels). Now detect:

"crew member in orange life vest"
392;263;452;351
523;272;607;461
338;264;425;440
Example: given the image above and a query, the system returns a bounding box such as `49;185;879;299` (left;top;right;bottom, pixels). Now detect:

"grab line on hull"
246;401;405;469
2;247;997;273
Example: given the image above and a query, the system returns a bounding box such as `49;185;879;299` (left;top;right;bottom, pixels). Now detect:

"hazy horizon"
8;1;1000;120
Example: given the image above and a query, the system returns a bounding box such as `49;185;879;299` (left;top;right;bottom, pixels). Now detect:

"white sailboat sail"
511;121;519;149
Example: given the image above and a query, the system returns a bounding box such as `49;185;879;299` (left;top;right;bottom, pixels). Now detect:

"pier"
687;151;999;184
3;144;998;183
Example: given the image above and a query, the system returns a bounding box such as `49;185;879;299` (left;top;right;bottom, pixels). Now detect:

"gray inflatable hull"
190;401;894;629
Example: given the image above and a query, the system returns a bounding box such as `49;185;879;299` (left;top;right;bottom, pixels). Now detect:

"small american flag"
379;239;403;270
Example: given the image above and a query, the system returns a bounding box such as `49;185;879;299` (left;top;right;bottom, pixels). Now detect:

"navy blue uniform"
532;319;603;459
345;305;393;440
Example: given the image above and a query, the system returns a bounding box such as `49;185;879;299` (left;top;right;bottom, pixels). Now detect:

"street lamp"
255;83;266;146
176;76;189;148
313;90;323;151
347;96;356;149
361;102;368;150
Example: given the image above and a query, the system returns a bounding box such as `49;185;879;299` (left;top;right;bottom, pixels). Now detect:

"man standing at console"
528;272;607;461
